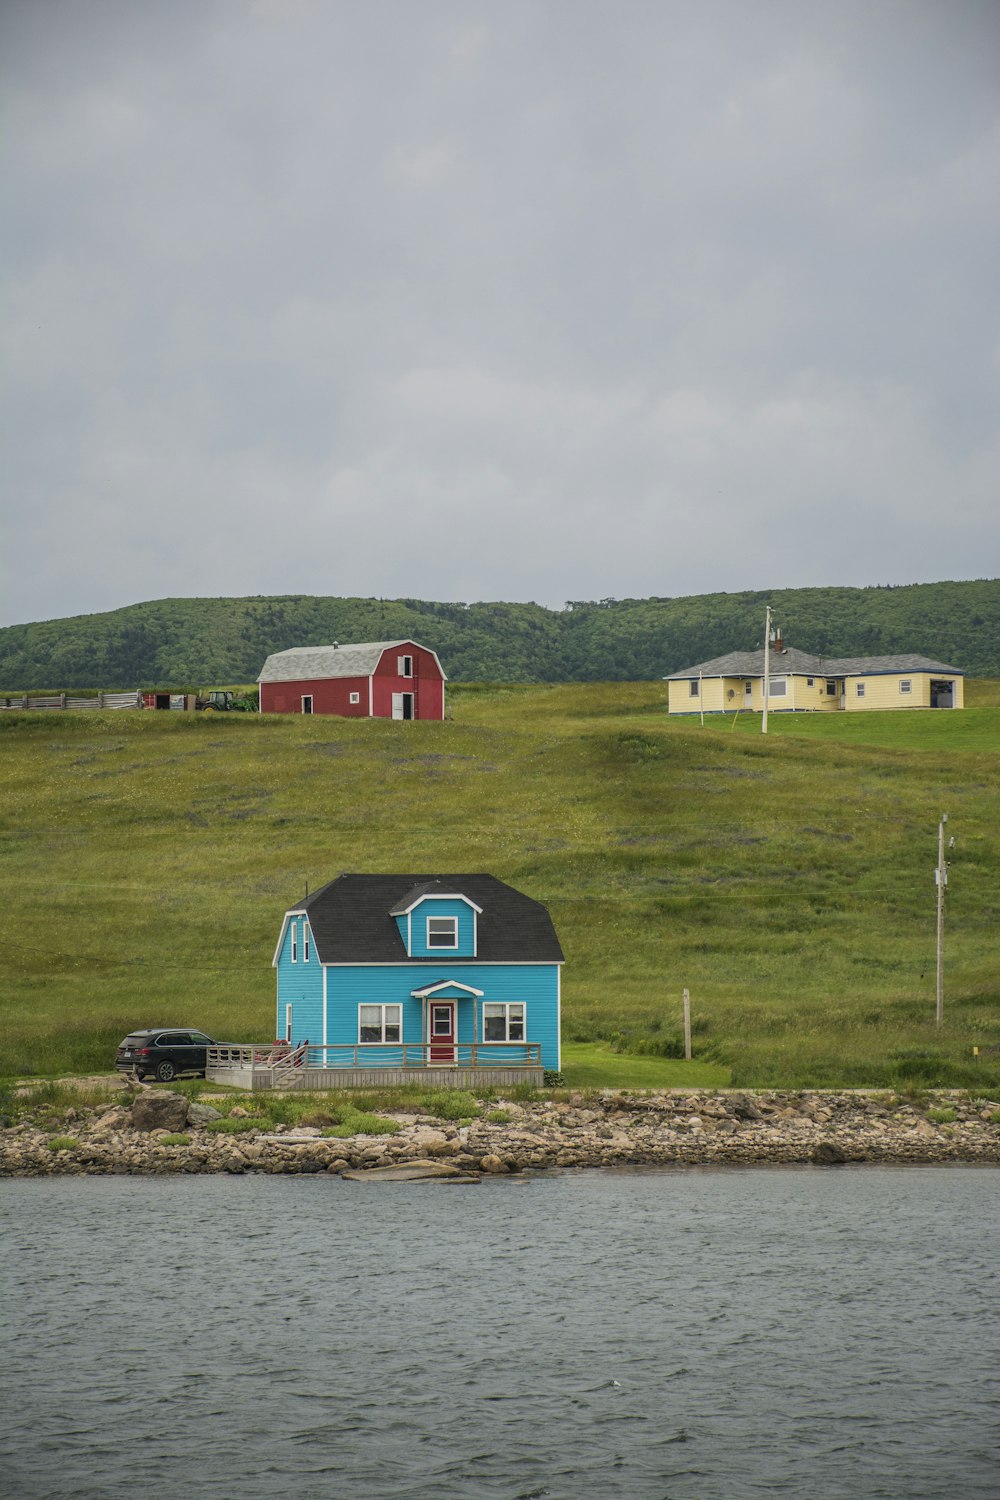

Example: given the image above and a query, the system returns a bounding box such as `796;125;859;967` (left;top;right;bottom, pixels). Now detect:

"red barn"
257;639;446;719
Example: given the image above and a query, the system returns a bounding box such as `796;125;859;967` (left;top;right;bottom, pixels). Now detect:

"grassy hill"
2;577;999;690
2;685;997;1089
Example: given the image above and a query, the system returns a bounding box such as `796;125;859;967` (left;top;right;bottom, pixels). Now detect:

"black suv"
115;1029;215;1083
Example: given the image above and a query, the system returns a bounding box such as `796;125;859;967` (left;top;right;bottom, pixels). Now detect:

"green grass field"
1;683;998;1089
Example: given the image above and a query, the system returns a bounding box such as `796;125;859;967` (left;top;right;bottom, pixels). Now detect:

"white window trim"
431;1003;454;1037
285;1004;293;1043
856;682;866;697
398;655;413;677
301;694;313;714
358;1003;402;1045
349;691;360;704
767;677;787;698
290;922;297;964
303;923;310;963
426;915;459;950
483;1002;526;1043
899;680;912;694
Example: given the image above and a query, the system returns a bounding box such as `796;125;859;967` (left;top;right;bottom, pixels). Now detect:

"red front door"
429;1003;456;1064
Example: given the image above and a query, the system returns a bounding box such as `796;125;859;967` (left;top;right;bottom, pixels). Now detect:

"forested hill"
2;580;998;690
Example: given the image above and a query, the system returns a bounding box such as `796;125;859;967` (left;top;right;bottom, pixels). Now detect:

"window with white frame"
303;923;310;962
359;1004;401;1044
483;1002;525;1043
856;682;866;697
806;678;814;687
427;915;458;948
767;678;787;697
398;655;413;677
899;679;912;695
688;679;699;697
301;695;313;714
290;921;297;963
349;691;360;704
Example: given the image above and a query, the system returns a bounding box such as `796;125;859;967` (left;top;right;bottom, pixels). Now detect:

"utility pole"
683;988;692;1061
935;813;949;1027
762;605;772;735
698;670;704;728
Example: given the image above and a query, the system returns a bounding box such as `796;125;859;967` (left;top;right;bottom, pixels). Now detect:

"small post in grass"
935;812;949;1027
683;987;692;1061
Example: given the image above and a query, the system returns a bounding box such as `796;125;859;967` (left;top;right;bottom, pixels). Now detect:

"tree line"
1;579;997;691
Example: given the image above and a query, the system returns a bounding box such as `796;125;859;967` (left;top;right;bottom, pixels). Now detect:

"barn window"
399;655;413;677
349;691;360;704
484;1003;525;1043
359;1005;402;1044
301;695;313;714
427;915;458;949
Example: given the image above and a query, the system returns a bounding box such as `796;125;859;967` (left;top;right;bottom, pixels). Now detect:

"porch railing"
207;1041;542;1073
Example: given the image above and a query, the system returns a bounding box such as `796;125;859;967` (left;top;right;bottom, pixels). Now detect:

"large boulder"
186;1101;222;1126
728;1094;763;1121
131;1090;189;1133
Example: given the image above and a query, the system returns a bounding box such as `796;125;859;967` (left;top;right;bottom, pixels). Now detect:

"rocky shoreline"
3;1086;999;1178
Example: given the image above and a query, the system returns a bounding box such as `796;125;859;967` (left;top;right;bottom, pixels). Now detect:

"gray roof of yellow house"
258;640;447;684
666;647;964;680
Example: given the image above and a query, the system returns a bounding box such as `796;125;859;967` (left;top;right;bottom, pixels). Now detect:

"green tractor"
197;689;258;712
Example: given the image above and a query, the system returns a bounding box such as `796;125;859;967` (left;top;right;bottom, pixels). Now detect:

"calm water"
1;1166;998;1500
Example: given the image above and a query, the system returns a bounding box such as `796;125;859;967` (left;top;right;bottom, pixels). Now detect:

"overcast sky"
2;0;998;627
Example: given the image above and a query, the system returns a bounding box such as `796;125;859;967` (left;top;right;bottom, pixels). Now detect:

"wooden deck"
206;1042;545;1092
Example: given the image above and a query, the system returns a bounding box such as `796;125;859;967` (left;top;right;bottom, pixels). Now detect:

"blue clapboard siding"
400;897;478;958
324;963;559;1069
274;877;564;1070
275;914;324;1044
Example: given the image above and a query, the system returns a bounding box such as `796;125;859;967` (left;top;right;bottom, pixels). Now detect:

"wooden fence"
0;691;173;711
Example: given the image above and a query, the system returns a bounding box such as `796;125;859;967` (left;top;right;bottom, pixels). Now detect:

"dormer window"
427;915;458;949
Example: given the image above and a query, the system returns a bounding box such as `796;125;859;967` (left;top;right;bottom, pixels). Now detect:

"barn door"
392;693;414;720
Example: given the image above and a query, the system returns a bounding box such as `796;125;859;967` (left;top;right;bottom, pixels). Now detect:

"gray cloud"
2;0;998;625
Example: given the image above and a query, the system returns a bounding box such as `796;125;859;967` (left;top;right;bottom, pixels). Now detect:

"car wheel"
155;1060;177;1083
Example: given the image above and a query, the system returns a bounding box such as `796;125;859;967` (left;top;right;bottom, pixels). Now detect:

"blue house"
266;874;564;1086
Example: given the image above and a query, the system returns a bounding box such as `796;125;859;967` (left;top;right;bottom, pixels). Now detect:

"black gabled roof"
293;874;564;965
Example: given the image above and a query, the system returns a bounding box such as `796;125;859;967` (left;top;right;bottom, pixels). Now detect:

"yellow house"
666;642;965;716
